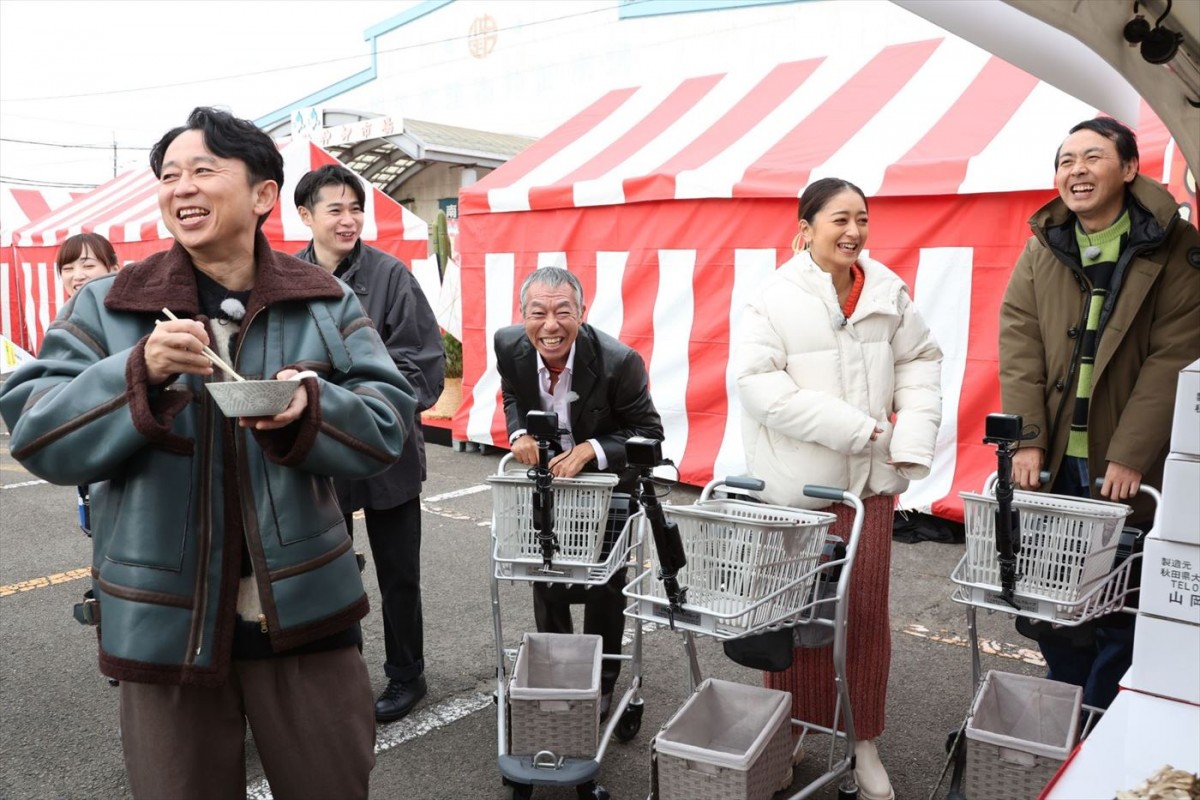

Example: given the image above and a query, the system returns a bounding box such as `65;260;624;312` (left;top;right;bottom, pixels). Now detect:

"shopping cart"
623;467;869;800
489;449;646;800
933;414;1161;800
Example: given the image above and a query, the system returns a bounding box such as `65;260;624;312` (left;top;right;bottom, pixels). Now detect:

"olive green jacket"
999;175;1200;521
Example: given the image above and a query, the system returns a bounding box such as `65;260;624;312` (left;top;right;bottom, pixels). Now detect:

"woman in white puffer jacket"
735;178;942;800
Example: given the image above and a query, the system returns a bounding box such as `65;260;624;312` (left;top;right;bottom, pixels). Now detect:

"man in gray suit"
295;164;444;722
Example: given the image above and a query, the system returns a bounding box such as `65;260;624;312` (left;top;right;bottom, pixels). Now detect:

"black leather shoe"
375;675;427;723
599;692;613;723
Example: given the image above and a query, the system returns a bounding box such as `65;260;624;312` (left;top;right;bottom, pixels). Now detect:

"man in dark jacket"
295;164;445;722
494;267;663;719
1000;117;1200;708
0;108;416;799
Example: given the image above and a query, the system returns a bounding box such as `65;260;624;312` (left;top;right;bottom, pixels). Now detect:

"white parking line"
424;484;491;503
244;691;494;799
422;484;492;524
1;479;47;490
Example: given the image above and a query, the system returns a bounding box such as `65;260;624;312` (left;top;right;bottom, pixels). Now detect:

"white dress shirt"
510;343;608;470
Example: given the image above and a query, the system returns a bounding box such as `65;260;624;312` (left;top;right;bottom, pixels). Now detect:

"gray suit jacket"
297;241;444;510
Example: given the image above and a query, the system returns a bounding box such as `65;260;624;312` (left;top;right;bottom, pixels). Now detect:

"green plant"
433;211;452;280
443;331;462;379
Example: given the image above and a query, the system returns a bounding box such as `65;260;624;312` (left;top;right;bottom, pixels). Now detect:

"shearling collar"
106;231;343;319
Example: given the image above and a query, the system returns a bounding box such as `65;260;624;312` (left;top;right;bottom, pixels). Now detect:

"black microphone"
840;316;848;327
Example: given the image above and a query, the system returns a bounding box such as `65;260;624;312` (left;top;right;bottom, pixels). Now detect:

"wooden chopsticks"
160;307;246;382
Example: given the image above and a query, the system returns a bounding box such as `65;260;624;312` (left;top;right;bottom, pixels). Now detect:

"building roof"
268;110;536;196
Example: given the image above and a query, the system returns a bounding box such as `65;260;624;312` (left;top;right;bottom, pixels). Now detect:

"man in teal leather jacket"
0;107;415;800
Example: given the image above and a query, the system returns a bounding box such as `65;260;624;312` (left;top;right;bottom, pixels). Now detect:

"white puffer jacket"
735;250;943;509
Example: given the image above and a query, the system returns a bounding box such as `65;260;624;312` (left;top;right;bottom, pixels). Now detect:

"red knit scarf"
841;264;865;319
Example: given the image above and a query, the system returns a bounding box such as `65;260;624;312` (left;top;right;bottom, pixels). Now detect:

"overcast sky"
0;0;416;188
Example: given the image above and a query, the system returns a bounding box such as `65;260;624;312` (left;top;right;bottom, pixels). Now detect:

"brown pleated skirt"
764;494;895;741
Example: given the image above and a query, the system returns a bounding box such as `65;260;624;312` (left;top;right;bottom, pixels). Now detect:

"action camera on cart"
984;413;1023;446
625;436;665;469
525;410;561;441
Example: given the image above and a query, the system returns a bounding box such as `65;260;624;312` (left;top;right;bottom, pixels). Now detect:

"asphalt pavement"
0;430;1045;800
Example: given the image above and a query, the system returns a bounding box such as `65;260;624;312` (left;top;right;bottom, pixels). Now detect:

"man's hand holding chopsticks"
146;319;213;384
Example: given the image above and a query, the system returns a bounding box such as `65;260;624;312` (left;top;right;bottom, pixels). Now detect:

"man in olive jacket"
0;108;416;800
295;164;445;723
999;117;1200;709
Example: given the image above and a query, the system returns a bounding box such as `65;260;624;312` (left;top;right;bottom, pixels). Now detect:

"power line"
0;175;100;189
1;3;619;103
0;136;151;151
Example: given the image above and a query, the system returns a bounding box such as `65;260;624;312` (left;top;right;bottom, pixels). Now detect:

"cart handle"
1093;478;1162;530
983;470;1161;514
698;475;765;501
698;480;851;504
724;475;766;492
803;484;847;502
983;470;1051;493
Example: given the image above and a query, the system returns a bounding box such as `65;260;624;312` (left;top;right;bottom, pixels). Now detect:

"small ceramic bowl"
205;371;316;418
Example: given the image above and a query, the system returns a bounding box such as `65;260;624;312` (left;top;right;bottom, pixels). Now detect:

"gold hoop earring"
791;231;803;255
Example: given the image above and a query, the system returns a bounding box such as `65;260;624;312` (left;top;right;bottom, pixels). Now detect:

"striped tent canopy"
452;38;1192;522
2;140;435;355
1;185;91;246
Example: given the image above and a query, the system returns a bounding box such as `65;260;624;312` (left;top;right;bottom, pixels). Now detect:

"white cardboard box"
1124;612;1200;705
1156;453;1200;545
1043;689;1200;799
1171;358;1200;457
1138;536;1200;624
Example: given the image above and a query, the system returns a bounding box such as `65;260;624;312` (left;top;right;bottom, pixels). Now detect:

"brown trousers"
119;646;375;800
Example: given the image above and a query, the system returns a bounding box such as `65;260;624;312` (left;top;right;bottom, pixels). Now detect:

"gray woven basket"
654;679;793;800
964;738;1068;800
964;671;1081;800
508;633;602;758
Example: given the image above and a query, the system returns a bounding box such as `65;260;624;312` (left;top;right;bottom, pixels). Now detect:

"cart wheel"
614;700;644;742
575;781;608;800
944;729;958;753
501;777;533;800
836;787;858;800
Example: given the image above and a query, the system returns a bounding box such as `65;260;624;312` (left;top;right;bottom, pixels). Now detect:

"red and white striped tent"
2;140;434;355
452;38;1193;521
1;186;90;238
